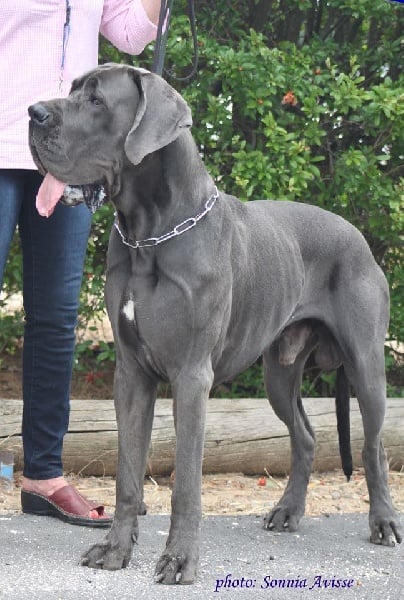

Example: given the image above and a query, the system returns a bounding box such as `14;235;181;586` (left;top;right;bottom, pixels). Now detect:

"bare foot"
22;476;68;497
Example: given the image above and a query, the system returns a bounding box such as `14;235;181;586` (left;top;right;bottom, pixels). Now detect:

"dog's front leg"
155;367;213;584
81;359;157;570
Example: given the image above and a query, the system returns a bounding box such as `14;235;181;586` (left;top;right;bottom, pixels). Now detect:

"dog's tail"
335;365;353;481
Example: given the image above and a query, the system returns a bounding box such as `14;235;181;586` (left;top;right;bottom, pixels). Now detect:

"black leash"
151;0;173;75
151;0;198;81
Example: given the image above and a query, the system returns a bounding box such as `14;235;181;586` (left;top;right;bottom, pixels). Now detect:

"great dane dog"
28;64;401;584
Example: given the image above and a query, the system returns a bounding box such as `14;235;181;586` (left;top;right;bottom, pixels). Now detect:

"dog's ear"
70;74;87;93
124;69;192;165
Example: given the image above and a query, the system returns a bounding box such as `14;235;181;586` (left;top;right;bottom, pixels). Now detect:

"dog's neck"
113;130;215;244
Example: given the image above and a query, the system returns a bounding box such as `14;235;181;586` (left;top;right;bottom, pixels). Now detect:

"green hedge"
1;1;402;396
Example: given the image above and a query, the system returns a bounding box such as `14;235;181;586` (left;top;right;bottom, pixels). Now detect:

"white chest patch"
122;299;136;322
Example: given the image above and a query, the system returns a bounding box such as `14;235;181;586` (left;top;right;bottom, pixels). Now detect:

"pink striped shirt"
0;1;158;169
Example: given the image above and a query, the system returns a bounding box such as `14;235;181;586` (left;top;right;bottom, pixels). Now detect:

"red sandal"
21;485;113;528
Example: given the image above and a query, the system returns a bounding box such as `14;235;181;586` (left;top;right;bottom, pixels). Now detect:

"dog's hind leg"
344;349;402;546
263;342;316;533
81;359;157;570
330;266;401;545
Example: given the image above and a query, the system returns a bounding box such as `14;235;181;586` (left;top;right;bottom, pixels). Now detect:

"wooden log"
0;398;403;476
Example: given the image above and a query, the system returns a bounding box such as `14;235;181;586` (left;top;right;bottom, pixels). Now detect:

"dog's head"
28;64;192;213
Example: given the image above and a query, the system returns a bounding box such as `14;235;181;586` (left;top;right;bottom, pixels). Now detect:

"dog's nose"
28;103;51;124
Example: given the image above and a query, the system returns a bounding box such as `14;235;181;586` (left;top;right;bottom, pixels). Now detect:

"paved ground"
0;513;402;600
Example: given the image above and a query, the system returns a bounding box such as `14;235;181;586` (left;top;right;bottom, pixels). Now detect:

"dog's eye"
89;94;103;107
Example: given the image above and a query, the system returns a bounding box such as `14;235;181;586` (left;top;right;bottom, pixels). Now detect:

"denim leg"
19;171;92;479
0;170;24;288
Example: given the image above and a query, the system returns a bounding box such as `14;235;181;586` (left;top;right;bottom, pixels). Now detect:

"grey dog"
28;64;401;584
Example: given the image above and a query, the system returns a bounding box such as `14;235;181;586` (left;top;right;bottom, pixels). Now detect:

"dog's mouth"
36;171;108;218
29;133;108;217
62;182;108;213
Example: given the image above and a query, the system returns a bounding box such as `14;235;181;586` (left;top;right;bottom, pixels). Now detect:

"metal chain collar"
114;186;219;249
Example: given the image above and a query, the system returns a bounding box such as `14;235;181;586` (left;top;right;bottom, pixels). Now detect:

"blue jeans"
0;170;92;479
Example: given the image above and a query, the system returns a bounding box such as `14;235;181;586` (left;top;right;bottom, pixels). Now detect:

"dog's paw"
154;549;198;585
369;513;402;547
81;540;132;571
263;504;303;533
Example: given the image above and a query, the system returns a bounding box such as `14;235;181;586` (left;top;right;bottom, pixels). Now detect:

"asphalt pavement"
0;513;402;600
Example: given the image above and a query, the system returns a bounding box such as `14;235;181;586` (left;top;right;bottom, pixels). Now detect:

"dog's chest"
117;289;165;378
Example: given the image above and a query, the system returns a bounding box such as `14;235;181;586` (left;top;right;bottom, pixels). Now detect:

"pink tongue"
36;173;67;218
